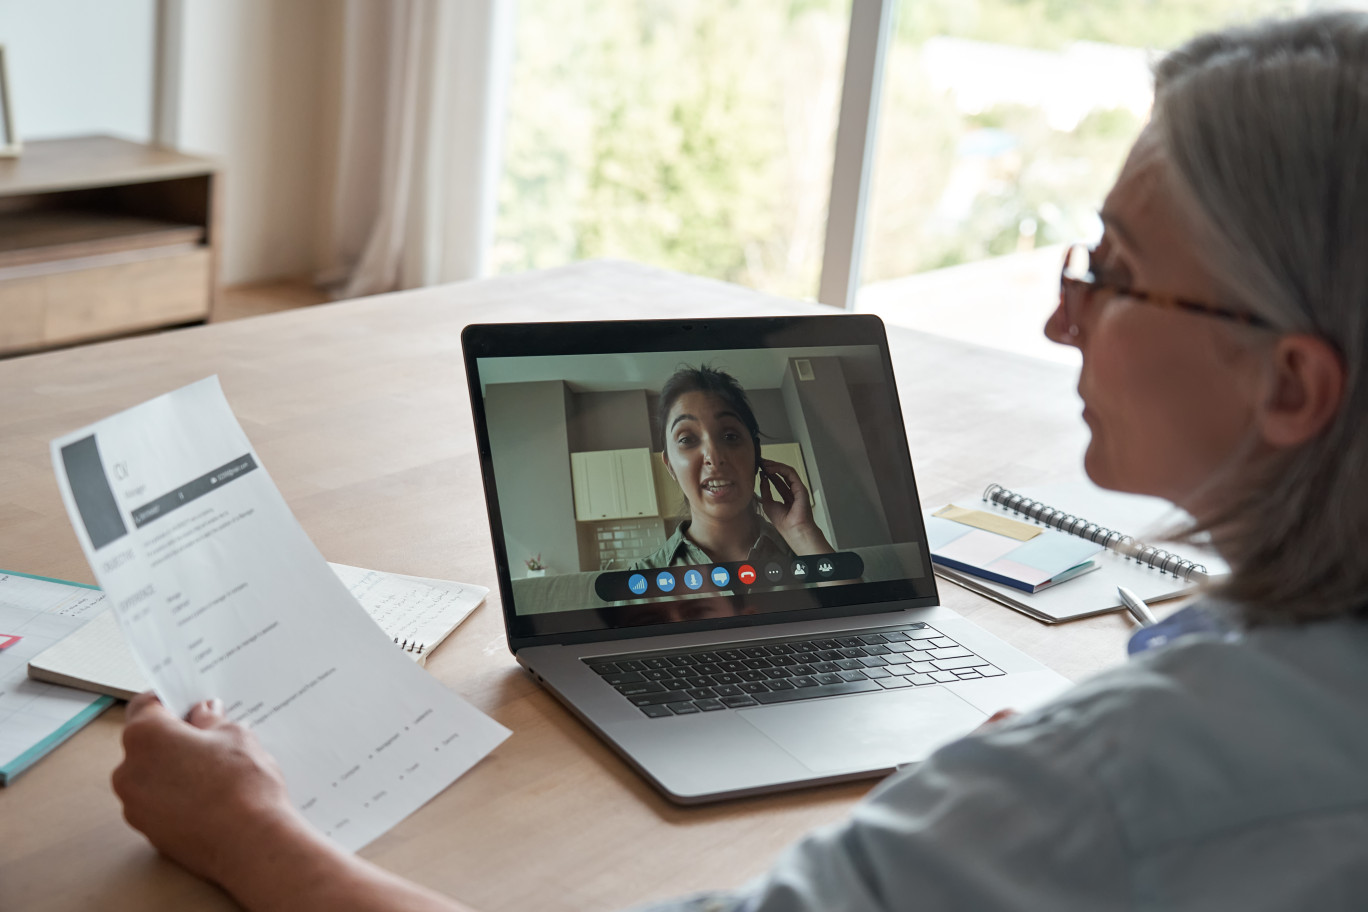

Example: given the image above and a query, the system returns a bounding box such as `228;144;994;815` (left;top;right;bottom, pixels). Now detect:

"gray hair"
1151;11;1368;624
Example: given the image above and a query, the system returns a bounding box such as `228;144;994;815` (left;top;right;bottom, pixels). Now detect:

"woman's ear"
1257;333;1346;448
660;449;675;480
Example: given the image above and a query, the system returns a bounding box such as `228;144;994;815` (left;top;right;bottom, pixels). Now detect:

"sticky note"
933;505;1043;542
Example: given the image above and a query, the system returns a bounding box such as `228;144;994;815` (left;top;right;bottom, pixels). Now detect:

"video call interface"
477;343;930;629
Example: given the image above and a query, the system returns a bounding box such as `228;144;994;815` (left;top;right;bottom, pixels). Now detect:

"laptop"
462;315;1072;803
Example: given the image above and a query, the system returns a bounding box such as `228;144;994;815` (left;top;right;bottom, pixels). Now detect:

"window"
498;1;1314;324
495;0;851;300
861;0;1306;286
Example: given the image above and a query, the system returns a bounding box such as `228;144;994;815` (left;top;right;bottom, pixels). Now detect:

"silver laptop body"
463;316;1071;803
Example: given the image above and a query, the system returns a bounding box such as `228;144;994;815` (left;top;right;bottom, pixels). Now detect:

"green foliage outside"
494;0;1302;298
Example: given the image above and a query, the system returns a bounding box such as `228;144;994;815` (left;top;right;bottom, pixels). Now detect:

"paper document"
50;377;509;850
29;564;487;698
0;571;115;784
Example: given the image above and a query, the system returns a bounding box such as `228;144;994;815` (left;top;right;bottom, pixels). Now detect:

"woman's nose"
700;437;722;466
1044;294;1080;347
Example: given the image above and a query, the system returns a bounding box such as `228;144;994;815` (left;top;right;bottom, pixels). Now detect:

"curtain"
321;0;515;299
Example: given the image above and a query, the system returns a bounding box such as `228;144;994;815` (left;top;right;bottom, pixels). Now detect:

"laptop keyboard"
584;622;1004;718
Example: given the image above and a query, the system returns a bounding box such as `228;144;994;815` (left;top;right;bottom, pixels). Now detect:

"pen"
1117;586;1157;627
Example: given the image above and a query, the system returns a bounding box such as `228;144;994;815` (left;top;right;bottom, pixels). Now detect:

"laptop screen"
463;317;938;645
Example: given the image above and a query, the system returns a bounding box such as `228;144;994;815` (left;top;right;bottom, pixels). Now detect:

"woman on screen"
111;11;1368;910
630;365;834;570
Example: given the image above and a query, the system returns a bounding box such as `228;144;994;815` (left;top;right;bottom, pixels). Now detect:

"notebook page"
326;564;487;656
0;573;114;782
1008;481;1227;577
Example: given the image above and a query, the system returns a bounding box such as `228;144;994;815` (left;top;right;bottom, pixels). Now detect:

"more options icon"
737;564;757;585
683;569;704;590
710;566;730;587
655;571;676;592
764;562;783;582
627;573;648;595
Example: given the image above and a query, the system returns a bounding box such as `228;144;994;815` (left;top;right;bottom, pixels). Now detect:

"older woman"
112;12;1368;911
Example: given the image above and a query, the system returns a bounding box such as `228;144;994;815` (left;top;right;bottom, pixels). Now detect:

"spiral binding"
981;484;1208;580
394;637;426;656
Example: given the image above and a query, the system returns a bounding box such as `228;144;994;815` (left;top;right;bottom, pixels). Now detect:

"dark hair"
657;365;762;468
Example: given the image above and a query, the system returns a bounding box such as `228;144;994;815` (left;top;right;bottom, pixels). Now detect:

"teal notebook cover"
0;569;116;786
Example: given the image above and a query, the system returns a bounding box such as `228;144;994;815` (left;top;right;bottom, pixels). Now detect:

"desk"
0;261;1138;912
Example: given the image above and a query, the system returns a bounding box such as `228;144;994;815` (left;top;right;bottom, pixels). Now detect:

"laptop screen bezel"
461;315;940;652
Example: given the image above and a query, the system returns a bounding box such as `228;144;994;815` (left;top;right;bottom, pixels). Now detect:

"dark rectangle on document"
60;435;128;550
130;454;258;528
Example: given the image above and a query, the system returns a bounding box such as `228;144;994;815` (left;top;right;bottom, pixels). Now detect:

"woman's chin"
1084;445;1159;499
1083;443;1125;492
692;495;752;523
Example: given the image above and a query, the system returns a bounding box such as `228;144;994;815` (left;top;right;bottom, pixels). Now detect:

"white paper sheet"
50;376;509;850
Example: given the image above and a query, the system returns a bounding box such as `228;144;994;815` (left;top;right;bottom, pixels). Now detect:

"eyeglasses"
1058;242;1274;337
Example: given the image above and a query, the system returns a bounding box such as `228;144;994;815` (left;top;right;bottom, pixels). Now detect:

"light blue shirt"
635;601;1368;910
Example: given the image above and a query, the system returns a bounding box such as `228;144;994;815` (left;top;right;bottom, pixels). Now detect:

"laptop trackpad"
739;688;985;773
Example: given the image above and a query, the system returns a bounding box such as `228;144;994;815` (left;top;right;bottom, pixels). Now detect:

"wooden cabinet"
571;448;659;520
0;136;219;356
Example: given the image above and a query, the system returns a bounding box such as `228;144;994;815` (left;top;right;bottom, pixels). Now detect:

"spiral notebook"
27;564;488;700
928;481;1225;624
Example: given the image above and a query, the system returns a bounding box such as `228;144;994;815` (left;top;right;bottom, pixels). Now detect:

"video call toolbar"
593;552;865;603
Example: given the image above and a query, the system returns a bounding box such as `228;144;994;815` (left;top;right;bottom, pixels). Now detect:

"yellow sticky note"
934;505;1043;542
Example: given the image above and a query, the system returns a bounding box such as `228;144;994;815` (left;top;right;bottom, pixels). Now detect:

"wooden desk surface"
0;260;1138;912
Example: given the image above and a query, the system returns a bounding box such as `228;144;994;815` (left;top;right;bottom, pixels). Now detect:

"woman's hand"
973;708;1018;734
759;459;834;555
112;692;303;886
113;693;476;912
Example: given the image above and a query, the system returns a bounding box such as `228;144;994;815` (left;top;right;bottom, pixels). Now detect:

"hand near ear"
760;459;835;556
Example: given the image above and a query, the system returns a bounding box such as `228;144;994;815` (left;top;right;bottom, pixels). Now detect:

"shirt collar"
1127;598;1240;656
665;517;791;565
